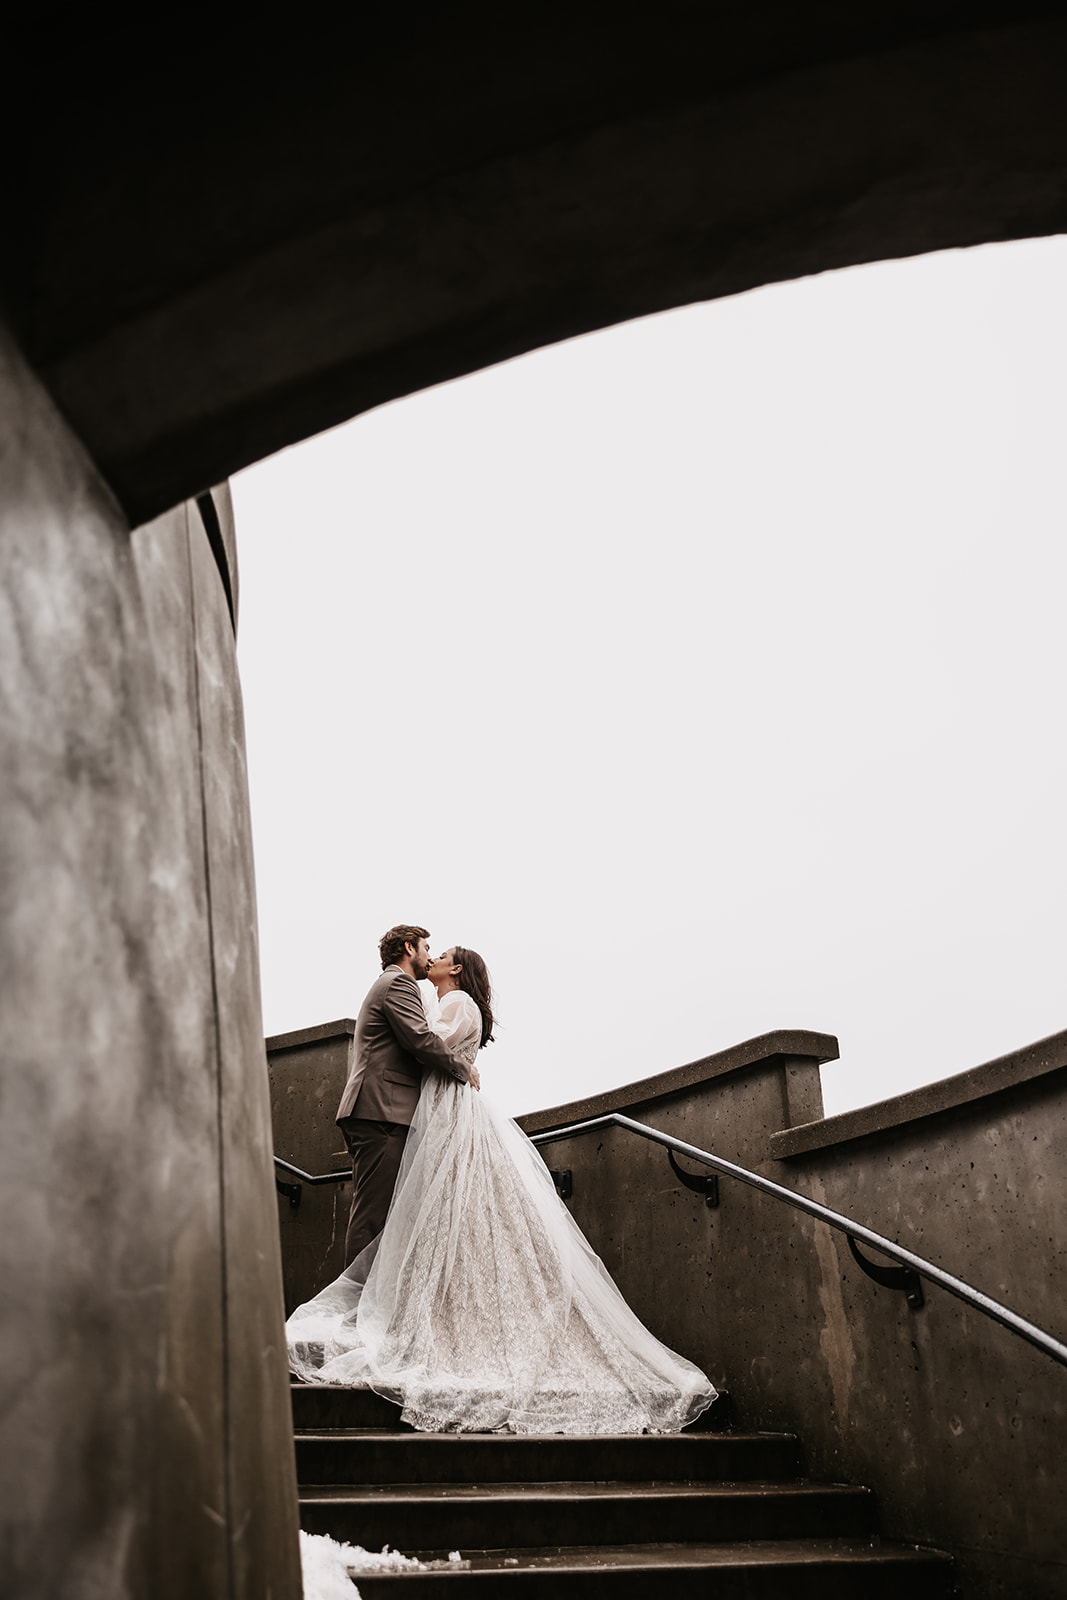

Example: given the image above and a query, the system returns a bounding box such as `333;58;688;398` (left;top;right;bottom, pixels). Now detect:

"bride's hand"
469;1064;481;1092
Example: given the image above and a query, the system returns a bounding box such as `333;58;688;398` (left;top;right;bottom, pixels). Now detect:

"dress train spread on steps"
286;990;716;1434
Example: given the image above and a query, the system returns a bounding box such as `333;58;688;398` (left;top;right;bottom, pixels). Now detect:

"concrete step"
298;1480;876;1550
345;1539;955;1598
294;1429;799;1486
289;1383;732;1434
292;1384;414;1432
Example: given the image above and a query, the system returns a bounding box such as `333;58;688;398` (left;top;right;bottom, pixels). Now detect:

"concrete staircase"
291;1385;954;1596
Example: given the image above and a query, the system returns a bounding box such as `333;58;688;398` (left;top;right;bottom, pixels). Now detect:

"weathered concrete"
270;1017;1066;1594
267;1026;834;1320
771;1027;1067;1156
3;8;1067;521
0;322;300;1600
518;1037;840;1416
513;1032;1067;1600
522;1029;838;1136
267;1021;357;1313
766;1033;1067;1600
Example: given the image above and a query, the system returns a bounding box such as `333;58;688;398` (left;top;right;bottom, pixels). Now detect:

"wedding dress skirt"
287;1068;716;1434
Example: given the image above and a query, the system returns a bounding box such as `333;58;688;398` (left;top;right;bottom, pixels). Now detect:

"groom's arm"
382;977;472;1084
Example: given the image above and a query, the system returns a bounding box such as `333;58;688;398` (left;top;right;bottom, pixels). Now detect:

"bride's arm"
427;997;473;1048
382;979;471;1083
427;993;482;1090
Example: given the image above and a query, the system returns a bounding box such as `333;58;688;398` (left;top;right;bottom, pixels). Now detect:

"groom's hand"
469;1064;481;1092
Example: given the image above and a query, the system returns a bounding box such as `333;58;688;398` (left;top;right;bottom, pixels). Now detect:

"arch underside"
5;4;1066;523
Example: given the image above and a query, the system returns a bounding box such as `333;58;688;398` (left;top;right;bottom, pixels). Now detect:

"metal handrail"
274;1156;349;1186
273;1155;350;1210
530;1111;1067;1370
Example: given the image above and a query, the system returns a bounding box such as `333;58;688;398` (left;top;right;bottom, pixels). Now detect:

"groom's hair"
379;924;430;968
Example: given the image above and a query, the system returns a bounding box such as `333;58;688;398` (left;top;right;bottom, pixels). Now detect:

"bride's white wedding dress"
286;988;716;1434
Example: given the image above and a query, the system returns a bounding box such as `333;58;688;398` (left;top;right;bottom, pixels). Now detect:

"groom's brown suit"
336;964;470;1265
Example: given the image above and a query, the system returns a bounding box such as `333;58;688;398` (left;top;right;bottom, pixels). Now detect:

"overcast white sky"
233;234;1066;1122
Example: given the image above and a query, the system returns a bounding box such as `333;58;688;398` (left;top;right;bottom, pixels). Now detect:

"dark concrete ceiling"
5;4;1066;524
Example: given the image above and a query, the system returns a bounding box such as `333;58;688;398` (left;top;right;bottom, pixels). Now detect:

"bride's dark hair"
453;946;494;1048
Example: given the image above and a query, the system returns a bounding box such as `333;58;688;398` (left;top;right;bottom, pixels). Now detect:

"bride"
286;945;716;1434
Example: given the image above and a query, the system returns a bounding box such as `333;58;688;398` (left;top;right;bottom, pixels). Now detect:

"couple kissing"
286;921;715;1435
335;924;492;1266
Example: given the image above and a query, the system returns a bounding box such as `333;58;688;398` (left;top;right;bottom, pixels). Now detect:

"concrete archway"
5;5;1067;523
1;10;1064;1598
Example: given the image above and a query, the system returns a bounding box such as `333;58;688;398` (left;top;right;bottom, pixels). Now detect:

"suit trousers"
338;1115;409;1268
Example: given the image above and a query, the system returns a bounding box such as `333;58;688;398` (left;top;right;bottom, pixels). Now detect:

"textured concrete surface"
272;1019;1065;1593
207;480;239;629
515;1038;1067;1600
3;8;1067;520
0;321;300;1600
771;1026;1067;1156
772;1050;1067;1600
517;1045;839;1424
267;1021;356;1312
267;1027;830;1317
522;1030;837;1134
271;1019;1065;1599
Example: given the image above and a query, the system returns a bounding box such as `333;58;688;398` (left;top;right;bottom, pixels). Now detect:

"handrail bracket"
549;1168;573;1200
668;1147;719;1208
846;1236;924;1310
275;1176;302;1209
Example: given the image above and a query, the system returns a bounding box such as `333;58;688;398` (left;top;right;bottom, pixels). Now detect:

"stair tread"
290;1383;737;1392
289;1384;734;1435
346;1538;951;1573
300;1480;870;1502
294;1429;793;1444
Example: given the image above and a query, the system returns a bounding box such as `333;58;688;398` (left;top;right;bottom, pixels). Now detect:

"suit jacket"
336;965;471;1126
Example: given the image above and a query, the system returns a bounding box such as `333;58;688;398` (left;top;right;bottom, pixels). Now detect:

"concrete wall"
0;321;301;1600
269;1015;1066;1593
517;1031;1067;1600
268;1021;356;1314
265;1025;835;1323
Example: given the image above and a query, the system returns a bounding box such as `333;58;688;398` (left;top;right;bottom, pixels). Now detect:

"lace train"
287;1071;716;1434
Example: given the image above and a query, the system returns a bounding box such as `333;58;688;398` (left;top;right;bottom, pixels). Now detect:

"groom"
336;924;477;1267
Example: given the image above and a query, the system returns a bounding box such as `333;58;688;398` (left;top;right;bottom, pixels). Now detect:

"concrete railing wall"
264;1025;836;1323
268;1020;358;1314
267;1018;1066;1598
517;1031;1067;1600
0;323;301;1600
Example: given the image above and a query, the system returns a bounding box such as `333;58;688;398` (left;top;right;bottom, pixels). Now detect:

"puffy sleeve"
380;976;471;1083
430;991;481;1057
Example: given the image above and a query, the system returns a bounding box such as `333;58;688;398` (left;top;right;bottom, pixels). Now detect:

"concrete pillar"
0;321;301;1599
